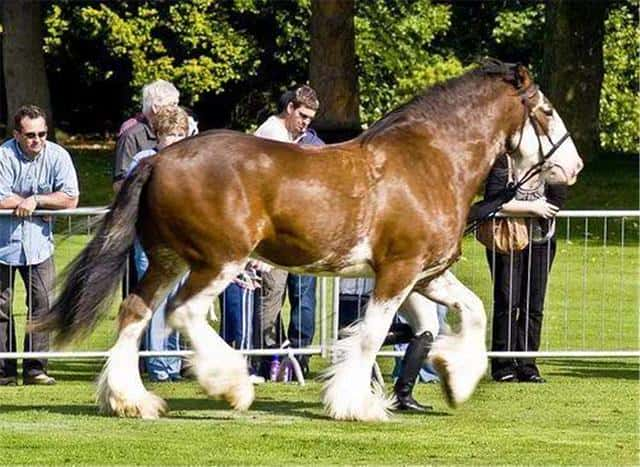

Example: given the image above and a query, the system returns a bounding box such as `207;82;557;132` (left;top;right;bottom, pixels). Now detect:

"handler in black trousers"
481;155;567;383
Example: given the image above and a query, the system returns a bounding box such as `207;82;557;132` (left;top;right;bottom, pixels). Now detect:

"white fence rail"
0;209;637;362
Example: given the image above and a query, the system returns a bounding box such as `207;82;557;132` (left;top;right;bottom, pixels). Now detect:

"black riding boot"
393;330;434;412
383;322;414;346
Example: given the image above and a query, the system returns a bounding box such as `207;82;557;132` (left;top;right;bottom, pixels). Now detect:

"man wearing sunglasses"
0;105;79;386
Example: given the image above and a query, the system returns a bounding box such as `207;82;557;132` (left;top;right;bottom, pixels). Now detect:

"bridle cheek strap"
513;109;571;188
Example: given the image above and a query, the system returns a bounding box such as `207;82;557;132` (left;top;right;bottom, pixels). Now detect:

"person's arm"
468;156;513;223
545;183;568;210
39;147;80;213
498;198;559;219
13;192;78;218
0;194;25;209
0;150;21;210
113;132;138;192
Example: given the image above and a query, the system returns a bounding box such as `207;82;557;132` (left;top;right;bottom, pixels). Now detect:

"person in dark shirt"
480;155;567;383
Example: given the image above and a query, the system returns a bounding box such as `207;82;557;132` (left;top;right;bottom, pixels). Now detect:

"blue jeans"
134;240;183;381
286;274;316;348
219;282;254;350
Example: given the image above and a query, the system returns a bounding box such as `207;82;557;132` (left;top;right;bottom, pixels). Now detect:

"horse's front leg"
417;270;488;408
322;261;420;421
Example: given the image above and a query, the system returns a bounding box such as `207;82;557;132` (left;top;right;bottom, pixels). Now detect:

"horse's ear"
514;64;532;90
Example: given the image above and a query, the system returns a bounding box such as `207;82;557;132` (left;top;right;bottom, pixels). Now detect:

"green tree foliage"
449;1;637;154
44;1;258;115
355;1;463;124
600;1;639;153
37;0;637;153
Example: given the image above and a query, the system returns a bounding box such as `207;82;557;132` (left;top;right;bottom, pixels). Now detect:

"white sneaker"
249;374;266;385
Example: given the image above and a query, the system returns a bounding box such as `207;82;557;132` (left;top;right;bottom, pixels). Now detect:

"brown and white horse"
37;60;582;421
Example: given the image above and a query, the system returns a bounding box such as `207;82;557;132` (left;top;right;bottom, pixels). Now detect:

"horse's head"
506;64;583;186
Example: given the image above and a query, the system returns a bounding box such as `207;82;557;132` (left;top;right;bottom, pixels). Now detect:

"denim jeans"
219;282;254;350
287;274;316;348
134;239;183;380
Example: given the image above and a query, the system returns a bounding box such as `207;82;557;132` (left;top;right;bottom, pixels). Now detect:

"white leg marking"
421;271;488;408
169;262;254;411
398;292;441;337
96;304;166;419
322;286;413;422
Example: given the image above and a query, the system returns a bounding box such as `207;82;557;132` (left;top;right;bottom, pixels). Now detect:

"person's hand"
248;259;273;273
530;198;560;219
14;196;37;217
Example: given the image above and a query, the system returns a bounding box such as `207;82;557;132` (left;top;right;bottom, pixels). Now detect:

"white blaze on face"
513;91;583;185
540;91;583;185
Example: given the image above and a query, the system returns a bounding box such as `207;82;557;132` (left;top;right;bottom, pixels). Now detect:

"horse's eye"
541;105;553;117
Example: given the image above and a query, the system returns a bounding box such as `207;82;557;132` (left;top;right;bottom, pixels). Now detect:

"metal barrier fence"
0;208;637;371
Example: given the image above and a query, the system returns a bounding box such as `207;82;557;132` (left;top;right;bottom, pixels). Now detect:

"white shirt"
254;115;300;143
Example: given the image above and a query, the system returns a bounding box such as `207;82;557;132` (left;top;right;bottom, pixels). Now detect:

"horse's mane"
359;58;521;145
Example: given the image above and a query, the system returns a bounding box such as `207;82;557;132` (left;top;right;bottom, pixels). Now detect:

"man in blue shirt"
0;105;79;386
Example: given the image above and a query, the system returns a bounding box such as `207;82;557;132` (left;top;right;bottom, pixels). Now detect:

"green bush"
600;1;639;153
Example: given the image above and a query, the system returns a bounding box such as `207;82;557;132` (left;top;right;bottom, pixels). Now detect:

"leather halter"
463;83;571;236
509;84;572;190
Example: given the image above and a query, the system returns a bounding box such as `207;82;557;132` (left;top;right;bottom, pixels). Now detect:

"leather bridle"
463;83;572;236
508;84;572;190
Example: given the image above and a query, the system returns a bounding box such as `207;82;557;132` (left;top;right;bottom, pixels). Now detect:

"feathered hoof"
223;376;255;412
194;357;255;411
430;353;458;408
98;387;167;419
322;389;392;422
321;371;393;422
430;339;488;408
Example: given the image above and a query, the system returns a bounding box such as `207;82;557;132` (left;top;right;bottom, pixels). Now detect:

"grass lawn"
0;359;637;465
0;143;637;464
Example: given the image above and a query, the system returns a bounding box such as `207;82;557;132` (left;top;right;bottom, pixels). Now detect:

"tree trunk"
542;0;606;162
310;0;360;143
2;0;53;134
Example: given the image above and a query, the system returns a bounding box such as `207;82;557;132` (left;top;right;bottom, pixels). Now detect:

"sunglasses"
23;131;47;140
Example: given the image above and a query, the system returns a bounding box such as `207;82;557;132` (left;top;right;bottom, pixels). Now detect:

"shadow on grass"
0;393;452;421
544;359;639;380
0;403;98;416
0;398;326;420
168;396;450;421
49;360;104;383
166;397;325;420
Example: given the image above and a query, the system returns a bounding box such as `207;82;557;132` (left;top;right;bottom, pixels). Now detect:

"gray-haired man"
113;79;180;192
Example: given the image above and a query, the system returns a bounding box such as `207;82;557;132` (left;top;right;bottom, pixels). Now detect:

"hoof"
224;379;254;411
431;354;457;408
321;371;393;422
194;357;255;411
430;347;487;409
99;389;167;419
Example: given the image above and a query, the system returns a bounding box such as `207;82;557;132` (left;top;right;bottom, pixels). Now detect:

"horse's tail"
34;160;156;346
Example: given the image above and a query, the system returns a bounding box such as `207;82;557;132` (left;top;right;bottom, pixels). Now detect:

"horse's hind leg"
167;261;254;411
417;270;488;408
97;256;183;419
